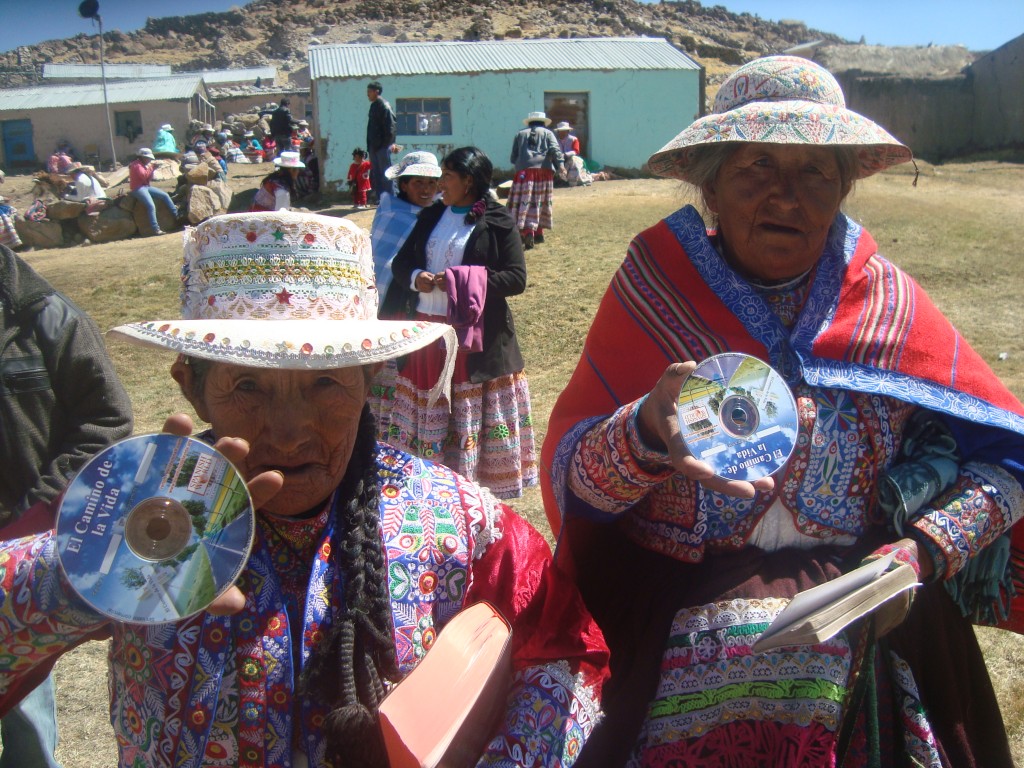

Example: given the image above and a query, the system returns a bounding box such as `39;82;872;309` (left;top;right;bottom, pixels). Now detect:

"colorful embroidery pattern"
627;598;852;766
481;661;600;768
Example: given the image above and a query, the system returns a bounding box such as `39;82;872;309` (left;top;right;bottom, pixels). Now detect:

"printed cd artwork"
56;433;254;623
677;353;798;481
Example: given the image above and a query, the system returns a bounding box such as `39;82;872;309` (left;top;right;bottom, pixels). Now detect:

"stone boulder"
46;200;87;220
186;183;228;224
121;195;176;234
187;163;217;185
150;160;180;182
14;218;64;249
79;205;138;243
209;178;233;210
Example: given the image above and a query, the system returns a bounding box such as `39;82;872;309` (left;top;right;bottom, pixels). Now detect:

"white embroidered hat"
274;151;304;169
647;55;912;182
110;212;457;387
554;121;573;132
160;124;174;132
384;151;442;180
523;111;551;126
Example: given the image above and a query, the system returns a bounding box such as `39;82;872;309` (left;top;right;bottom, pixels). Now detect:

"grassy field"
7;159;1024;765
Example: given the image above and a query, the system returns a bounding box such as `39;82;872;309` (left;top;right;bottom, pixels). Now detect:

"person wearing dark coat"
268;97;296;158
365;81;397;202
0;244;133;768
376;147;537;499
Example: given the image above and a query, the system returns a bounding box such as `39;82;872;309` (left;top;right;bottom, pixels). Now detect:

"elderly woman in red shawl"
542;55;1024;767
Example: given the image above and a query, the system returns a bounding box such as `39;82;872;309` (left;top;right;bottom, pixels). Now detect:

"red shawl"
541;205;1024;630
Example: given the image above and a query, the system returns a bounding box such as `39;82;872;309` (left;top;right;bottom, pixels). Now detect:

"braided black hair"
299;405;400;767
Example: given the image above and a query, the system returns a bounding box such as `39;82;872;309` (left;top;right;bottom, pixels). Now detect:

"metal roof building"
42;63;174;80
182;67;278;85
0;76;215;170
308;37;703;186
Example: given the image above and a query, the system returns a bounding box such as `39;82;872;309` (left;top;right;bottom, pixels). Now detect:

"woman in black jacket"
378;146;537;498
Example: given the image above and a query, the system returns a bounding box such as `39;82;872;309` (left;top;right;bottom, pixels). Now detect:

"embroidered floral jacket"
0;445;608;767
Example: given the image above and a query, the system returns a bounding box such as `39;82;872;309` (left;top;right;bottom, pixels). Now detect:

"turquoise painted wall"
315;68;700;187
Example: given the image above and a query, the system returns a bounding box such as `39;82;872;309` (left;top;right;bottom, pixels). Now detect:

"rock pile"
13;161;232;248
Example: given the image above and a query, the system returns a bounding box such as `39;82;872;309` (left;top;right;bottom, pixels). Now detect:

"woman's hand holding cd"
161;413;284;615
637;363;776;499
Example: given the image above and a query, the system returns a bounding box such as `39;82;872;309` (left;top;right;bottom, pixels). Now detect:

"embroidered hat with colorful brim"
109;211;457;401
647;55;913;182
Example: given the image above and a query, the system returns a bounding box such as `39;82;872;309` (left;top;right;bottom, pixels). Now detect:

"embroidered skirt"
368;317;538;499
507;167;555;234
568;524;1011;768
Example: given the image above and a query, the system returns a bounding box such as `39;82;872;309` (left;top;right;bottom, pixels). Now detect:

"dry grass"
5;162;1024;766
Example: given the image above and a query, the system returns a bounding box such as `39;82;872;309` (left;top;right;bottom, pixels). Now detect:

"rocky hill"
0;0;849;90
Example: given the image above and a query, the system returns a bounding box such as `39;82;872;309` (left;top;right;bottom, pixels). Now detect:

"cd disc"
56;433;255;624
677;353;798;481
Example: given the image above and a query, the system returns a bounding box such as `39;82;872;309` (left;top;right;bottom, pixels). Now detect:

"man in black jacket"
269;97;296;158
366;81;397;203
0;244;133;767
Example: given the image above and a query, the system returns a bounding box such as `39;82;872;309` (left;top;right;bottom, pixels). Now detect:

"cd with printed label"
56;433;255;624
677;353;798;481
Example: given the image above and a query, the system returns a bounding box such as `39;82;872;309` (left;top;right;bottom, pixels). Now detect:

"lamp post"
78;0;118;169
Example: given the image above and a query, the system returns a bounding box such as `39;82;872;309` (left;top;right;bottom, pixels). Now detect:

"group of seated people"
3;55;1024;768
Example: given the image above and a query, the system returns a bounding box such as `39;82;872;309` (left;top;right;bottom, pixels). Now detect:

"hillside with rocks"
0;0;849;89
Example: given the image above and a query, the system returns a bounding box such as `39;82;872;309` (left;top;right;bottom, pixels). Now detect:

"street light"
78;0;118;169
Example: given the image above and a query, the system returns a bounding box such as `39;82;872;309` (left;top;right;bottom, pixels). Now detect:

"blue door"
2;119;36;169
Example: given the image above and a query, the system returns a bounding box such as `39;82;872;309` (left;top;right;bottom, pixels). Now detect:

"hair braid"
300;406;400;767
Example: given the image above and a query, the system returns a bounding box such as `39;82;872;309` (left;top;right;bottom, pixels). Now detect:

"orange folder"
379;601;513;768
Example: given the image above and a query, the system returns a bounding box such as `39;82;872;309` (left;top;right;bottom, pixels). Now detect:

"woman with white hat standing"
507;110;564;249
250;150;305;211
369;150;442;301
380;147;538;500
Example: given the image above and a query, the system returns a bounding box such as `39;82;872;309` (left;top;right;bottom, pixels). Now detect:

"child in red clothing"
347;148;372;208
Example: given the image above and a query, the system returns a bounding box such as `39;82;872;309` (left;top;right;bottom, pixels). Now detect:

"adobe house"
0;75;215;170
308;37;703;189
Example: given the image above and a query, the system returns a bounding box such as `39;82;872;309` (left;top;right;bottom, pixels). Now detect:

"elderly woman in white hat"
251;150;305;212
507;110;564;249
543;55;1024;766
0;211;609;768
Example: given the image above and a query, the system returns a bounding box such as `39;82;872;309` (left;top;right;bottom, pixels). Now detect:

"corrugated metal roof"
309;37;700;79
0;76;205;111
184;66;278;84
42;63;173;79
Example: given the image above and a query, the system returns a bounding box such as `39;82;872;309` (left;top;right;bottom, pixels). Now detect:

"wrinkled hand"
860;538;927;637
637;363;776;499
161;413;284;615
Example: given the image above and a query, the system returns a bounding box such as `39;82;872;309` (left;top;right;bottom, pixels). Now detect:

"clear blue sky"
2;0;1022;53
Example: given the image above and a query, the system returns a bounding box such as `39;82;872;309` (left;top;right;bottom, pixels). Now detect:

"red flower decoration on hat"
246;231;257;243
304;233;315;244
276;287;292;304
